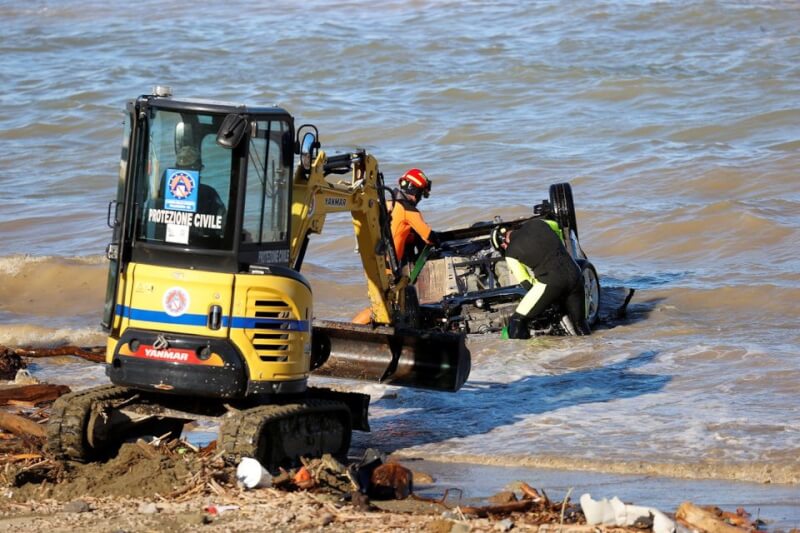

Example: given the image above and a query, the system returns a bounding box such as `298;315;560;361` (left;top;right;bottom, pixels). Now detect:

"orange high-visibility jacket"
389;198;433;263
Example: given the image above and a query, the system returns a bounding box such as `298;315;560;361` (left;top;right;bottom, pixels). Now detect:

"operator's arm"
404;208;439;246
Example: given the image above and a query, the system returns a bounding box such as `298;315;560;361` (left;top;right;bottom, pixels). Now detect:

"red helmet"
399;168;432;199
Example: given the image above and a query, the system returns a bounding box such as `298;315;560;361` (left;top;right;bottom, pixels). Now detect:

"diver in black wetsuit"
490;218;591;339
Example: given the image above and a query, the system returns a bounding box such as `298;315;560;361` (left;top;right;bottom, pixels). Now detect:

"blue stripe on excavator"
114;305;309;330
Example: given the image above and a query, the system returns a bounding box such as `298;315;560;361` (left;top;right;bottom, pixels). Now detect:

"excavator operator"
352;168;439;324
389;168;439;266
490;219;591;339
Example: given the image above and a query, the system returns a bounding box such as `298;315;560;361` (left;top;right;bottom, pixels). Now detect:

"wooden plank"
0;411;47;438
0;384;71;406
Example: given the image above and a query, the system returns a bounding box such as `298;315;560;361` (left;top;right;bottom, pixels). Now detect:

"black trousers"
515;251;590;335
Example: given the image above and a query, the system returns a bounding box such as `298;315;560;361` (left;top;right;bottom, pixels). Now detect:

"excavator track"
220;399;352;471
46;384;133;462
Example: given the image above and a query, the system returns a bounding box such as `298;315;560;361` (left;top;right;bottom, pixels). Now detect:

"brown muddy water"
0;0;798;524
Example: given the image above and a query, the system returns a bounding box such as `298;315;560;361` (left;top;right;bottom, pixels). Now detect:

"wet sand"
408;459;800;529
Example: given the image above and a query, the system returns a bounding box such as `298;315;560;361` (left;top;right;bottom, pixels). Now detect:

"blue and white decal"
165;169;199;212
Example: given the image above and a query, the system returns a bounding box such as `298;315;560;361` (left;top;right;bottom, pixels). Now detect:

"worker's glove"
505;312;531;340
519;280;533;291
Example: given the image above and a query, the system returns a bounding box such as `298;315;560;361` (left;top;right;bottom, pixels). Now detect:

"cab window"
242;120;292;244
135;109;235;249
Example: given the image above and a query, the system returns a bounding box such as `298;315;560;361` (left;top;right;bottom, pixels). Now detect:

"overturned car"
412;183;602;336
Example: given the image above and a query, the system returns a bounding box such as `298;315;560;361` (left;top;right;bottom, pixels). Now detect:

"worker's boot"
505;313;531;339
561;314;591;336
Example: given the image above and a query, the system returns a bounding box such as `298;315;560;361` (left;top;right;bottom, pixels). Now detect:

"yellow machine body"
107;263;313;397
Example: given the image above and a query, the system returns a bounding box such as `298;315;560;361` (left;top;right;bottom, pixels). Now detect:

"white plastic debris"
580;493;679;533
236;457;272;489
14;368;39;385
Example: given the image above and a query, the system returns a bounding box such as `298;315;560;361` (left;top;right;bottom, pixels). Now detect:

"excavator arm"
287;142;468;392
289;148;404;325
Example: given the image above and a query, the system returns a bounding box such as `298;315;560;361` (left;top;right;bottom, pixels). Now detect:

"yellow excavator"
47;87;469;470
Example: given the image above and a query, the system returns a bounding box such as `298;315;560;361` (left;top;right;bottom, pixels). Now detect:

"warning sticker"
165;169;199;212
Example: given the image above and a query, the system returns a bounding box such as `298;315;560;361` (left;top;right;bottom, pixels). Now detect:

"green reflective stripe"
544;219;564;243
506;256;534;285
409;245;431;284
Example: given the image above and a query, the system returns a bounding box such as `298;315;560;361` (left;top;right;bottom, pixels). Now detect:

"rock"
427;518;455;533
489;490;518;505
138;502;159;514
63;500;91;513
450;522;471;533
175;511;212;526
0;348;24;380
350;490;372;512
496;518;515;531
369;463;413;500
411;470;434;484
319;512;335;527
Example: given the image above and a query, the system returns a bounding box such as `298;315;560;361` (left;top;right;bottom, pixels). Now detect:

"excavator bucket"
311;320;470;392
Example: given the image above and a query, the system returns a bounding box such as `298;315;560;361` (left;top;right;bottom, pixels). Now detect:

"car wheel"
549;182;578;239
578;260;600;326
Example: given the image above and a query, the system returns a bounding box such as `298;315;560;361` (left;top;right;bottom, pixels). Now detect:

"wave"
395;452;800;485
0;324;106;349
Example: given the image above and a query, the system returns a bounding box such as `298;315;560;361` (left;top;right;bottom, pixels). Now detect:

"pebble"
489;491;518;504
450;523;471;533
496;518;515;531
319;512;335;527
63;500;91;513
138;502;159;514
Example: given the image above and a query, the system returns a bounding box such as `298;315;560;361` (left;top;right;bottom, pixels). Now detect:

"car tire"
549;183;578;239
577;260;600;326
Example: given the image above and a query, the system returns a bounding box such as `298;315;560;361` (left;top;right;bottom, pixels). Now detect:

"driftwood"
0;384;71;407
4;345;105;364
460;499;537;517
0;411;47;438
676;501;749;533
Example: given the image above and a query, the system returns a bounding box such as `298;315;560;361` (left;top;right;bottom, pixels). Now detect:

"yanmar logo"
131;344;199;364
143;348;190;361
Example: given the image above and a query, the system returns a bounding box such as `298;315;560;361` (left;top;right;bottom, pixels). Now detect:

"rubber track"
46;384;132;462
219;399;351;467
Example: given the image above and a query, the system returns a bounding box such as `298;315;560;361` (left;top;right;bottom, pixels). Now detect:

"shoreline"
391;451;800;485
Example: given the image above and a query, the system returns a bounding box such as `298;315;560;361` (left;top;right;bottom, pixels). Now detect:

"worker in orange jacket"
352;168;439;324
388;168;439;265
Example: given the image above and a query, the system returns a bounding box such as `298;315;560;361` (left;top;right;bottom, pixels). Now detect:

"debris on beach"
0;344;106;365
0;346;25;380
676;501;766;533
0;425;776;532
0;353;781;531
0;383;71;408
